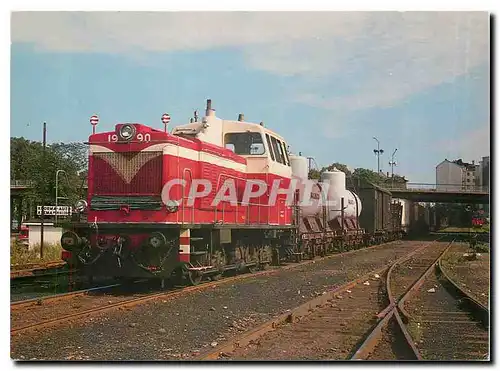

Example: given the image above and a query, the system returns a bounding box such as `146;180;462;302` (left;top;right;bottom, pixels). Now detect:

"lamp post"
40;122;47;258
373;137;384;174
389;148;398;185
55;170;69;227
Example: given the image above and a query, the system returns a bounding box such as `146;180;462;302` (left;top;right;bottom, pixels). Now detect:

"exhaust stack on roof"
206;99;215;117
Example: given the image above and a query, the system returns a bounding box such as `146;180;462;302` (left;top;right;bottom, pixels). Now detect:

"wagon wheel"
210;273;222;281
187;268;202;286
272;247;281;266
172;263;202;286
257;247;270;270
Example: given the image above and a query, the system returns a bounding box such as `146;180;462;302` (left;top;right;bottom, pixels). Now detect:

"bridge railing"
385;183;489;193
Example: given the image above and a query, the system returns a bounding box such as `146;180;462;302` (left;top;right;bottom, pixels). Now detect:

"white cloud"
12;12;489;110
287;12;489;110
437;124;490;162
11;12;368;53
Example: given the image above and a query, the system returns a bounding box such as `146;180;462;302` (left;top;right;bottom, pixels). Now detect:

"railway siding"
11;241;401;334
11;241;418;361
217;269;389;360
440;242;489;308
11;261;67;279
402;268;489;360
214;240;447;361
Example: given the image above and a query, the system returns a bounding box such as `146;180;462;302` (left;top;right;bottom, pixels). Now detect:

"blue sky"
10;12;490;184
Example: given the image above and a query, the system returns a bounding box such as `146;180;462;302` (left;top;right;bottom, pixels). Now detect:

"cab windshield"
224;132;265;155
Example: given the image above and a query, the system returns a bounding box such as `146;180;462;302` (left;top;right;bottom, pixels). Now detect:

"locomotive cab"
173;100;291;178
223;121;292;177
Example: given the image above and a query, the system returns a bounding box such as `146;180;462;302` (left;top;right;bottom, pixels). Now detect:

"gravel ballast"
12;241;423;361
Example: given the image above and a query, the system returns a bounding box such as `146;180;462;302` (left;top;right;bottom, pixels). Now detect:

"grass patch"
475;243;490;253
438;225;490;233
10;240;63;267
407;317;423;344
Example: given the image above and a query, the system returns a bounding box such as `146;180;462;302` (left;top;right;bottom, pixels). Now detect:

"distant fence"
385;183;489;193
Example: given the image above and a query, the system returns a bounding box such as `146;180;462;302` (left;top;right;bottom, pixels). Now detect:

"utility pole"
373;137;384;174
389;148;398;186
55;170;67;227
40;122;46;258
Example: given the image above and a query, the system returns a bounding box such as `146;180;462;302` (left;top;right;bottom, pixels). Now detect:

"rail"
11;249;360;336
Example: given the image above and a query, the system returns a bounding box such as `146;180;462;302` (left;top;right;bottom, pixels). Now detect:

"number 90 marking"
107;133;151;142
136;133;151;142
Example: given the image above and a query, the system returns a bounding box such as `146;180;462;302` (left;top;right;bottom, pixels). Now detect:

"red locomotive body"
61;100;295;284
61;99;404;285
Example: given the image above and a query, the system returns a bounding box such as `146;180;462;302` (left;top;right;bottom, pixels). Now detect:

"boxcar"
352;180;402;241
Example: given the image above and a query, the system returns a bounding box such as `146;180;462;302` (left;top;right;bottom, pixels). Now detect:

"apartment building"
480;156;490;190
435;159;480;191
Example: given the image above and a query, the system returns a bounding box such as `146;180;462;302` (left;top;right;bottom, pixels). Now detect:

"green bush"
474;243;490;253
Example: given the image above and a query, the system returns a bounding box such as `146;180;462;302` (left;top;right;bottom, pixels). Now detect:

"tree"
10;137;88;217
351;168;386;186
322;162;352;177
308;168;321;180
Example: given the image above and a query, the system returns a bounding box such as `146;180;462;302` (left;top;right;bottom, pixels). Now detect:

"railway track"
349;239;452;360
200;237;490;361
10;268;110;303
11;261;70;279
11;241;402;337
402;255;489;360
198;239;444;360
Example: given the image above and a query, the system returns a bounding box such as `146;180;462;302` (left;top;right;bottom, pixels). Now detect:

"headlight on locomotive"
61;231;82;251
165;200;179;213
75;199;88;213
118;124;136;141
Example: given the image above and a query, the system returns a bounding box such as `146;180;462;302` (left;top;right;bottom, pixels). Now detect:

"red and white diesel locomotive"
61;99;402;285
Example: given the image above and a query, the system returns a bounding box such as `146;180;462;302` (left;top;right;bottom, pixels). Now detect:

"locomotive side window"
279;140;290;166
265;134;275;161
283;142;290;166
224;132;265;155
270;136;284;164
276;139;286;165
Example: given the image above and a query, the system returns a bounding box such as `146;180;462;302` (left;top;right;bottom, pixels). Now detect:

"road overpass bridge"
384;183;489;204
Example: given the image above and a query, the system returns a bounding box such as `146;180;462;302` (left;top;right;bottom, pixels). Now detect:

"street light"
389;148;398;177
55;170;69;226
41;122;47;258
373;137;384;174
